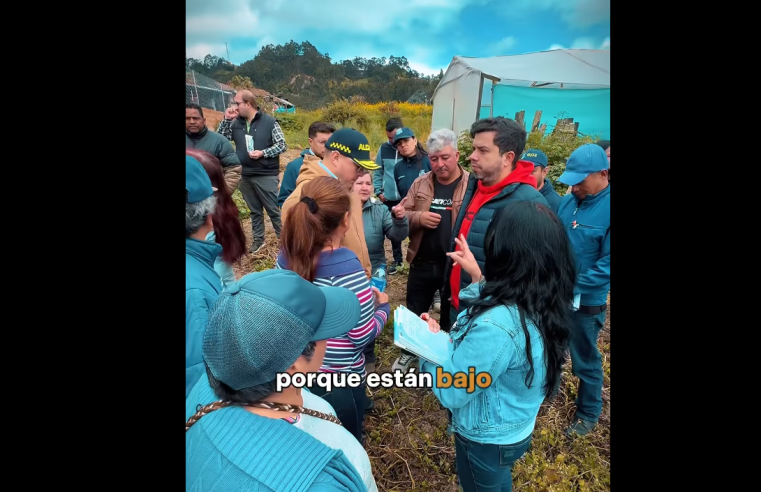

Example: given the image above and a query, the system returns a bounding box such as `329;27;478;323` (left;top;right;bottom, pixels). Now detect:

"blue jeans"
454;433;532;492
568;309;607;422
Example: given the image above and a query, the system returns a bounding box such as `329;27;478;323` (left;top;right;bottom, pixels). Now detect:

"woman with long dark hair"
277;176;390;443
421;200;576;492
186;148;247;288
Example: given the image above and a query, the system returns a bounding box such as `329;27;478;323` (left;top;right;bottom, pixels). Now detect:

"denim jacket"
420;282;547;445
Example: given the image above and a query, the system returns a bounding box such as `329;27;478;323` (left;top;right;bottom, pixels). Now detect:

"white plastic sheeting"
431;49;610;135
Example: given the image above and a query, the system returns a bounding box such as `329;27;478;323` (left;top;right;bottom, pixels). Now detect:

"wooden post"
553;117;577;136
475;75;485;124
515;110;525;129
531;110;543;132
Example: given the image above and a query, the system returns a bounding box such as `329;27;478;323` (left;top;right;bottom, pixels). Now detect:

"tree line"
186;41;444;110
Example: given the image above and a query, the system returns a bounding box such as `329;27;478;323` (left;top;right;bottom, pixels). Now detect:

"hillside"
186;41;443;110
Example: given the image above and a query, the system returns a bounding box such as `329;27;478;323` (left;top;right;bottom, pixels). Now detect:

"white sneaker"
392;353;417;372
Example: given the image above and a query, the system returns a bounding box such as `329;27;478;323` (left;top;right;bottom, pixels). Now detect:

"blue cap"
392;127;415;146
558;144;609;186
520;148;548;167
202;269;361;390
186;155;214;203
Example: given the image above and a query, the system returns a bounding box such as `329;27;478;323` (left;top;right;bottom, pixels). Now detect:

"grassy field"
228;103;610;491
277;100;435;154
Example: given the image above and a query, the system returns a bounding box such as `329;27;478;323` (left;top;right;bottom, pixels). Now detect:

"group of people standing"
185;94;610;491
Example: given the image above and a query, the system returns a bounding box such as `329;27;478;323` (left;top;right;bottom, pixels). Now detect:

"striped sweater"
277;248;390;378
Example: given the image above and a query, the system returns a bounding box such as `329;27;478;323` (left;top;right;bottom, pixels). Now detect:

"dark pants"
363;340;376;365
238;175;282;243
400;260;450;358
568;309;607;422
455;433;531;492
310;382;367;443
384;200;403;265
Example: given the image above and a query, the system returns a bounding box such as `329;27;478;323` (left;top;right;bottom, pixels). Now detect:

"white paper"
245;134;255;152
393;306;451;366
573;293;581;311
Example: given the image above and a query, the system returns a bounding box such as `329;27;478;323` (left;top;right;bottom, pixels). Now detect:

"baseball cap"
392;127;415;146
186;155;214;203
202;269;361;391
325;128;380;170
558;144;609;186
520;148;548;167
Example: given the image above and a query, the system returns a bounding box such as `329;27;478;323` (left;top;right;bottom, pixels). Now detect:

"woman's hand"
421;313;441;333
446;234;482;282
372;287;389;307
392;196;408;219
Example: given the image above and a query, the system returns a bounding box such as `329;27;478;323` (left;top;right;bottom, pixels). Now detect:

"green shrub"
320;99;369;129
457;130;474;170
525;131;597;194
275;113;303;133
232;189;250;219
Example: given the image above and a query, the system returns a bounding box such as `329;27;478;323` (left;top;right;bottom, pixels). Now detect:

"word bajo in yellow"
436;366;492;393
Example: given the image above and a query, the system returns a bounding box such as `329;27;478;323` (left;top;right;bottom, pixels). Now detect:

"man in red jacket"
443;117;548;325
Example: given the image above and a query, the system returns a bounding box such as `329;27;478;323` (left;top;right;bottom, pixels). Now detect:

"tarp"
439;50;610;90
431;49;610;137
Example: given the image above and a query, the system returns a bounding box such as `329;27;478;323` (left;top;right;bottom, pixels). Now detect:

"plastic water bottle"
371;266;387;293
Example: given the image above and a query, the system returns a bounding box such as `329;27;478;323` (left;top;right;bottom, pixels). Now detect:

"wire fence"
185;70;235;113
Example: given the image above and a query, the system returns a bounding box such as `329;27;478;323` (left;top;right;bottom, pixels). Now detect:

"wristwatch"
478;277;486;289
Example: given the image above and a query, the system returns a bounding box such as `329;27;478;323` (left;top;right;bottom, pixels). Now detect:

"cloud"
186;0;609;69
185;0;260;45
408;60;446;76
547;37;609;50
186;0;471;44
494;36;517;53
186;0;475;68
186;43;228;60
495;0;610;28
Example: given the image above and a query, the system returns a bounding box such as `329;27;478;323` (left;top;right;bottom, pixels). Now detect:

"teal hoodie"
186;238;223;397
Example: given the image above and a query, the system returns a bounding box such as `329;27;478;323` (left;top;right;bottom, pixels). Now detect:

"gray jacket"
361;198;408;271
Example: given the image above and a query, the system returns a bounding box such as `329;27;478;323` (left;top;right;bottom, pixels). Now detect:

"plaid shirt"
216;117;287;158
